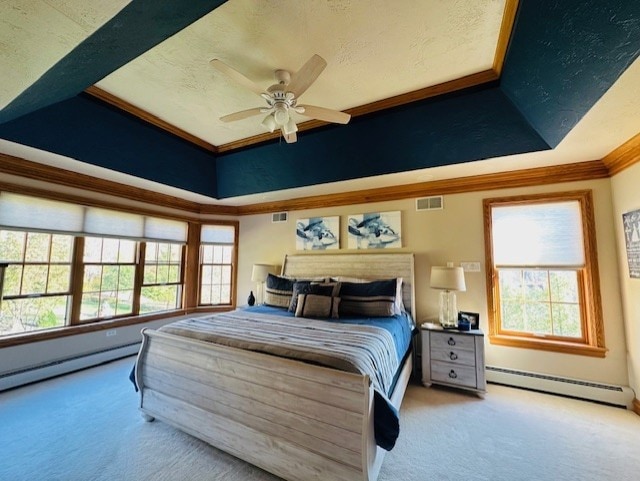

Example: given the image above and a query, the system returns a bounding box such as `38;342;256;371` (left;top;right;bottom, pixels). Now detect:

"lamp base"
438;290;458;328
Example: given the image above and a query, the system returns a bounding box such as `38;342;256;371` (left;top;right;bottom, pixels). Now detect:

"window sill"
0;309;187;348
489;334;607;358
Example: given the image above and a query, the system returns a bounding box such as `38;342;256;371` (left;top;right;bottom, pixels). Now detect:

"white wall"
610;161;640;395
238;178;630;387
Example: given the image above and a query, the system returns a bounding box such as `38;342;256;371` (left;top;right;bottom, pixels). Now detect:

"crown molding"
493;0;520;76
602;131;640;175
234;160;610;215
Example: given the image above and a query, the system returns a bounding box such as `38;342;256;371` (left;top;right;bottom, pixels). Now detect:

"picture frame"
458;311;479;329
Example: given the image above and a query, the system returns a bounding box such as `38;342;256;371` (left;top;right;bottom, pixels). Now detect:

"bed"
134;253;416;481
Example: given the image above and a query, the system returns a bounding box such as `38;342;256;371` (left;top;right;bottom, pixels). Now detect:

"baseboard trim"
486;366;634;408
0;342;140;392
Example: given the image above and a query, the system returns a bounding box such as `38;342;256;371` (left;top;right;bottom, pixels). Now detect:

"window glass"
0;230;73;336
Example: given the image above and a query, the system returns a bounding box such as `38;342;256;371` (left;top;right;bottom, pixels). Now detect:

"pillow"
295;293;341;319
264;273;296;308
339;278;398;317
288;282;338;313
333;276;405;315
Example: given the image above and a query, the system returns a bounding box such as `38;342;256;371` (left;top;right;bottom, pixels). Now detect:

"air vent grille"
272;212;288;223
416;196;443;211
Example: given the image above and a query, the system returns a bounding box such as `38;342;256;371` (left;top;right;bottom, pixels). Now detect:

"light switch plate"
461;262;481;272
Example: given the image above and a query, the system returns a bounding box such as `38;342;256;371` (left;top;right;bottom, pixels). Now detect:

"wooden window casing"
483;190;606;357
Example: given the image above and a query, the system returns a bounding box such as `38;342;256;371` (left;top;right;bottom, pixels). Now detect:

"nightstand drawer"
430;331;475;351
430;346;476;366
430;361;477;388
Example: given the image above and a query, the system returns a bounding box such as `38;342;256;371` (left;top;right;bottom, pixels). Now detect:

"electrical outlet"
461;262;481;273
106;329;117;337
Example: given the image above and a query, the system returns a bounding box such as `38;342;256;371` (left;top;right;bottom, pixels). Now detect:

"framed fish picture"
347;211;401;249
295;216;340;250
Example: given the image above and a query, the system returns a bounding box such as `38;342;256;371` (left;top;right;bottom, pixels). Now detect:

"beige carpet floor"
1;356;639;480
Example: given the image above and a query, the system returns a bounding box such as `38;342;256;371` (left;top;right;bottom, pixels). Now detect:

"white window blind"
0;192;84;233
144;217;188;243
492;201;585;267
201;225;235;244
0;192;187;242
84;207;144;239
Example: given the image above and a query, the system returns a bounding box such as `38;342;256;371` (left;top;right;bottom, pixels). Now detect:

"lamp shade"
251;264;273;282
430;264;466;291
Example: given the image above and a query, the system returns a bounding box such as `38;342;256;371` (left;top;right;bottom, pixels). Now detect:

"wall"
610;161;640;395
238;177;629;387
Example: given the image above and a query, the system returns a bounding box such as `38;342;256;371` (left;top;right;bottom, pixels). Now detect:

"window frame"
483;190;606;357
197;223;238;308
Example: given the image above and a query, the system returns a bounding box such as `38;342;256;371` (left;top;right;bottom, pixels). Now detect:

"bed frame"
135;253;415;481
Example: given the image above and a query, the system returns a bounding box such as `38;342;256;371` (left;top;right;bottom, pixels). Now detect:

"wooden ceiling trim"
0;153;203;214
216;69;499;153
234;160;609;215
84;86;218;153
493;0;520;76
602;131;640;175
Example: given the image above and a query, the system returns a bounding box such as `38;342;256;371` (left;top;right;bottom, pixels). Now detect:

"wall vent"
272;212;288;223
416;196;443;211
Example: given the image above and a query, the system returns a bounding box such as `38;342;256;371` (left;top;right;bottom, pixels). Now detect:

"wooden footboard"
136;328;412;481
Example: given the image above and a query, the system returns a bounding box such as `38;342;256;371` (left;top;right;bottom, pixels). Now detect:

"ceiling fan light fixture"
283;118;298;136
273;104;289;126
261;113;276;133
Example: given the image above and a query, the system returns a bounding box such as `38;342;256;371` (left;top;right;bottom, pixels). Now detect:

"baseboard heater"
0;342;140;392
486;366;635;409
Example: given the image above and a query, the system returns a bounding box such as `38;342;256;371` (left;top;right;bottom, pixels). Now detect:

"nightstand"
421;323;486;396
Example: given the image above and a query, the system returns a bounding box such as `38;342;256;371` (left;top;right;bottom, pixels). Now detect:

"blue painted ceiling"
0;0;639;200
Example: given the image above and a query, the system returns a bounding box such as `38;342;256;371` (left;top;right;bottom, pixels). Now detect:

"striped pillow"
339;279;398;317
264;274;296;308
295;294;341;319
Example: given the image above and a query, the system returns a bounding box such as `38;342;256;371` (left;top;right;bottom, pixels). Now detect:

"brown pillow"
294;294;340;319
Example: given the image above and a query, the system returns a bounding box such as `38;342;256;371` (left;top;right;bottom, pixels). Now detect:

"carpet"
1;356;639;480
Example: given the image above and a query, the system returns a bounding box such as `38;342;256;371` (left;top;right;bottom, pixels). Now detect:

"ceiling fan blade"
220;107;264;123
210;59;266;96
298;105;351;124
282;128;297;144
287;54;327;98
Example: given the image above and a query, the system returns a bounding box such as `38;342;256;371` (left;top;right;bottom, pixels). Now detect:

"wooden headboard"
281;253;416;318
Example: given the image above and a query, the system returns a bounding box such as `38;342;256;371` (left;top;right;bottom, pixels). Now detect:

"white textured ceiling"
95;0;505;146
0;0;131;110
1;0;639;207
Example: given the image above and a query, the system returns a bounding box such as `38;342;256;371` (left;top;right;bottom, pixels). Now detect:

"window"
0;230;74;335
199;225;236;306
81;237;137;320
140;242;184;314
483;191;605;357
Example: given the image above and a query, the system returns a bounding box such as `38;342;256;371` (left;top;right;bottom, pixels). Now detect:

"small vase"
247;290;256;306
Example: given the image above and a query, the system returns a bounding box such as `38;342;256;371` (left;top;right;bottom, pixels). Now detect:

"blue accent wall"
0;95;218;197
215;87;549;198
1;1;639;199
0;0;227;124
501;0;640;147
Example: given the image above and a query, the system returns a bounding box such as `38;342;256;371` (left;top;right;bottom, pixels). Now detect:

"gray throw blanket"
159;310;399;398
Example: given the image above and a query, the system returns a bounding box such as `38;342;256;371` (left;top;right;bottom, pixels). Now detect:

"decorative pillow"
339;278;398;317
264;273;296;308
295;293;341;319
333;277;405;315
288;282;337;312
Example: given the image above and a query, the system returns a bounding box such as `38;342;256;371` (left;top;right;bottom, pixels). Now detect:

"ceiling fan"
210;54;351;143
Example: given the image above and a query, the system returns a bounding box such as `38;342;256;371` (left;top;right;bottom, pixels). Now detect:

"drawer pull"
449;352;458;360
449;370;457;379
448;337;456;346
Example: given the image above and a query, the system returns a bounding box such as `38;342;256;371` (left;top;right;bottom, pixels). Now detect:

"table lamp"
251;264;274;305
430;262;466;328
